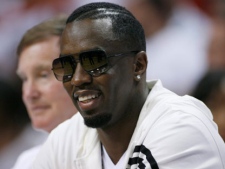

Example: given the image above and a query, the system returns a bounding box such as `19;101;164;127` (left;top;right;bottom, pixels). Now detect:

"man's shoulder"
35;113;99;166
146;80;211;116
142;80;215;137
51;113;87;137
49;113;97;148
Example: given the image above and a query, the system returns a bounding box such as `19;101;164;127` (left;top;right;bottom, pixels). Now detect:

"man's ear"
133;51;148;81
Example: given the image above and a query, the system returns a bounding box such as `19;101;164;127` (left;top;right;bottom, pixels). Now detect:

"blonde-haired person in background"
12;15;77;169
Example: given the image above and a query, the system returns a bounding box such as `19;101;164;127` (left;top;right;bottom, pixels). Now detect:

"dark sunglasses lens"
52;57;74;82
80;50;108;72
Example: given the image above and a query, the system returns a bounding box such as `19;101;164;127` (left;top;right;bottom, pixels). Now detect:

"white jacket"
33;80;225;169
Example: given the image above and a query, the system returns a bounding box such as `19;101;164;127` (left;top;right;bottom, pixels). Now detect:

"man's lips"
78;93;99;102
30;105;50;114
73;90;101;111
73;90;100;101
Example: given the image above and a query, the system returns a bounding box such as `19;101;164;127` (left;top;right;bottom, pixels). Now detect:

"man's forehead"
60;19;117;52
64;18;113;37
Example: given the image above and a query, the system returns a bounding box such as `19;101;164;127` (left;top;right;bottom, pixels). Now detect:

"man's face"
17;36;77;132
61;18;137;128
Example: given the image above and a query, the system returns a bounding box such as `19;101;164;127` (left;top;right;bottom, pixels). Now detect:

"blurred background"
0;0;225;168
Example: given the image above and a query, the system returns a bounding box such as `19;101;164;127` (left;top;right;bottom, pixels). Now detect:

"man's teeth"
78;94;98;102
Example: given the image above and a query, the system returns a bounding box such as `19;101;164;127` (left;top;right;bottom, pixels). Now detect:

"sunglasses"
52;49;138;82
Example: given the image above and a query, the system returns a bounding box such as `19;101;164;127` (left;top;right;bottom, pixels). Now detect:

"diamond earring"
137;75;141;80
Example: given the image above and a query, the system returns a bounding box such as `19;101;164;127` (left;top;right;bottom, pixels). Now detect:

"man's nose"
70;63;92;86
23;80;40;100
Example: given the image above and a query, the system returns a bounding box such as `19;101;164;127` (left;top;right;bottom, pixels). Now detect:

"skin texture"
61;18;149;163
17;36;77;133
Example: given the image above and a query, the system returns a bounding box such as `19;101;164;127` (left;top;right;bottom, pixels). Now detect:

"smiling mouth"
78;94;99;102
74;91;102;112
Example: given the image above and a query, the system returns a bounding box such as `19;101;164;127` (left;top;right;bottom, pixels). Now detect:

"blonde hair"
17;14;67;56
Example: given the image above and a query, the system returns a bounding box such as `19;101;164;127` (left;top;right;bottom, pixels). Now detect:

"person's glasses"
52;49;138;82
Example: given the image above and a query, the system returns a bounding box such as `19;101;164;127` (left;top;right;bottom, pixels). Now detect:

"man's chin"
84;113;111;128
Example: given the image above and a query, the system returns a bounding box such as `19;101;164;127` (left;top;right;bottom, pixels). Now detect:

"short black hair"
67;2;146;51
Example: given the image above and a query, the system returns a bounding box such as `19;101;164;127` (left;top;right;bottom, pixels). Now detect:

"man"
13;15;77;168
33;2;225;169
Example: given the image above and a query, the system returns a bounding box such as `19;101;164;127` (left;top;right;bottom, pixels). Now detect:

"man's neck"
97;105;142;164
97;84;150;164
98;124;135;164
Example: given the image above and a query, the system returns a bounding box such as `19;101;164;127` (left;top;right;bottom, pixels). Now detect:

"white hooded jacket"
33;80;225;169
